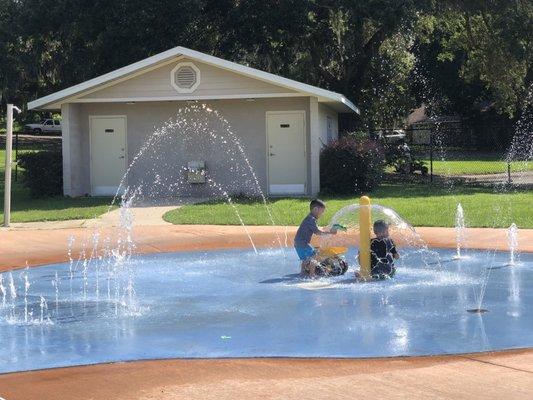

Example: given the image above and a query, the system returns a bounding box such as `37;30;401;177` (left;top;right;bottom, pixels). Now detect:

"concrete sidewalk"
461;170;533;187
3;197;205;231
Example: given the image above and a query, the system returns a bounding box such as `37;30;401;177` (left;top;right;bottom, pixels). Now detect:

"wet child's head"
373;220;390;238
310;198;326;219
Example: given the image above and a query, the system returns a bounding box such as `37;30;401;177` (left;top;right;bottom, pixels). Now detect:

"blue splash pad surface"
1;247;532;373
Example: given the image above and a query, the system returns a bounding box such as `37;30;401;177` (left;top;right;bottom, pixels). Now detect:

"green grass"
163;184;533;228
2;143;531;226
418;153;532;176
0;149;113;223
424;159;532;175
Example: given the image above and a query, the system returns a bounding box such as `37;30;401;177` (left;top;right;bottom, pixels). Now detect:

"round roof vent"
171;62;201;93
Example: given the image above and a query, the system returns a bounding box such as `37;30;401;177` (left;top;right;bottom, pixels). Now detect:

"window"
44;120;53;126
171;62;201;93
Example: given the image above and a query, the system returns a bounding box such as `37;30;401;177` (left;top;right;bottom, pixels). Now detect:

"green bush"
17;151;63;197
320;137;385;195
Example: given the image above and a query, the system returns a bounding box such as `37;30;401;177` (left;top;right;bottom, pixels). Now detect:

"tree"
429;0;532;117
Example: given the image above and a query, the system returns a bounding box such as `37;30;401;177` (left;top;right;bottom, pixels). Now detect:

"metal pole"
507;162;512;185
4;104;13;227
358;195;372;281
4;104;20;227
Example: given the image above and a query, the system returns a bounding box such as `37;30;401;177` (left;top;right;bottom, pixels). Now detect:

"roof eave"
27;46;360;113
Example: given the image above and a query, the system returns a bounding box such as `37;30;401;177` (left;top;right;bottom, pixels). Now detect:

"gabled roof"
28;46;359;113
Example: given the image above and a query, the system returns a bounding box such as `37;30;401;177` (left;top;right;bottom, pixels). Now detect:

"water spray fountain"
328;196;441;279
506;223;519;266
453;203;467;260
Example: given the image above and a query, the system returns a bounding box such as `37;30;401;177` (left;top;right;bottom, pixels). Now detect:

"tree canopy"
0;0;531;130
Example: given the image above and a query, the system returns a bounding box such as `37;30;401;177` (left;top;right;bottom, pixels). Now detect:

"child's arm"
313;222;337;236
317;228;337;235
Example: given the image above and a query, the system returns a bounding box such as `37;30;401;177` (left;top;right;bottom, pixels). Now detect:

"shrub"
17;151;63;197
320;137;385;195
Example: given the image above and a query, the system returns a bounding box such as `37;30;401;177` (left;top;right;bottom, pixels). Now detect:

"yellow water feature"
358;195;372;280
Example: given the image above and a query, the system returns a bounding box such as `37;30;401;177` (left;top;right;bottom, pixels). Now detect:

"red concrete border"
1;350;532;399
1;225;532;271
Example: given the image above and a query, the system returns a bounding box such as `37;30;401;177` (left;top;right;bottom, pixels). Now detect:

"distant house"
28;46;358;197
406;104;461;145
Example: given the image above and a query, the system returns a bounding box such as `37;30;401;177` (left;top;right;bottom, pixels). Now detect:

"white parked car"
25;119;62;134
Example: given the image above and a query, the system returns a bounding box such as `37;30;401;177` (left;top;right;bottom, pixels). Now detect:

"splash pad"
1;246;532;374
1;105;531;375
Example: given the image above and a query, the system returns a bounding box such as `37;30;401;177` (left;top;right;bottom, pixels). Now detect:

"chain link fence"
375;123;532;188
0;133;61;182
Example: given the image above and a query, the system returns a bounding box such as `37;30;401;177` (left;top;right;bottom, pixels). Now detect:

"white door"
267;111;307;195
90;116;126;196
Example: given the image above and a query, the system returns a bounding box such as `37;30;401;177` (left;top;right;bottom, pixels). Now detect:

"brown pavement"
1;224;532;271
1;351;532;400
1;224;532;399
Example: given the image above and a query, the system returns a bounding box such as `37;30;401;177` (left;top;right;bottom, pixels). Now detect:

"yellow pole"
359;195;372;280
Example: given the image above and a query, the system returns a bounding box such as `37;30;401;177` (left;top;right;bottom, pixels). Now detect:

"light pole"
4;104;21;227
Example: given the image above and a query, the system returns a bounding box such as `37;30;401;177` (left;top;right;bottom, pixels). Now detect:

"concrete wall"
79;57;296;100
61;103;85;196
309;98;320;195
307;101;340;196
318;103;339;148
65;97;313;197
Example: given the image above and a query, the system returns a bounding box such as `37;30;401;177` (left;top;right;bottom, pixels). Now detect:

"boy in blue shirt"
294;199;337;277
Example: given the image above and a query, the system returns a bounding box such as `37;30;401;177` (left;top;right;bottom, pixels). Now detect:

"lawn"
424;159;532;175
419;152;532;176
2;142;531;226
163;184;533;228
0;148;113;223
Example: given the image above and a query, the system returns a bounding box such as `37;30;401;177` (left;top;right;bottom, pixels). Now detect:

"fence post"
429;129;434;183
14;131;19;182
507;162;512;185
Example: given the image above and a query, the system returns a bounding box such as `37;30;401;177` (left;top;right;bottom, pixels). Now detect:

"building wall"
61;103;85;196
78;57;296;100
318;103;339;148
65;97;312;197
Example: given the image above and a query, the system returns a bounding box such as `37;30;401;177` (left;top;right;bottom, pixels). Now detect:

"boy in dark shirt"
294;199;337;277
370;220;399;279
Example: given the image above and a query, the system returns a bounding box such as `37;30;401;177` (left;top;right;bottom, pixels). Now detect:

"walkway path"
460;170;533;186
4;197;205;231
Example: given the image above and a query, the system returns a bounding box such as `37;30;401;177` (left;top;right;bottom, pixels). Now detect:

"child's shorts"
295;245;317;261
371;262;396;279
